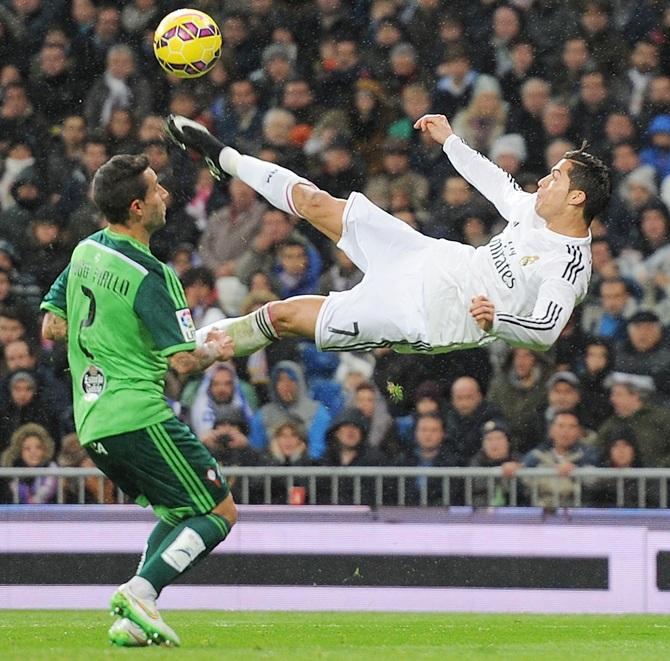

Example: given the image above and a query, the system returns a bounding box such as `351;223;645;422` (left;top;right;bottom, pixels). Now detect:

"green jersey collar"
104;227;152;255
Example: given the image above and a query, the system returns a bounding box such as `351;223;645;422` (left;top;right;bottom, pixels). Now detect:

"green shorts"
86;416;230;524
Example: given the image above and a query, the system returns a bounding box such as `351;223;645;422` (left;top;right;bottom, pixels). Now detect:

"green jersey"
41;228;197;445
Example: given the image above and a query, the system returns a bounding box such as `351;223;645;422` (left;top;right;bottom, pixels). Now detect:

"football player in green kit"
41;154;236;647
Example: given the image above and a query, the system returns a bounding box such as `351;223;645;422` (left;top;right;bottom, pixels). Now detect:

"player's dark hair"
92;154;149;225
563;142;611;225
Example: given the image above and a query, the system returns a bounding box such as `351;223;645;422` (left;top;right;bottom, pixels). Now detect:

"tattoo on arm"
169;343;220;375
42;312;68;341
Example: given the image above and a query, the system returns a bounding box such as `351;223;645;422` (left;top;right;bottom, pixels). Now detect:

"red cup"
289;486;306;505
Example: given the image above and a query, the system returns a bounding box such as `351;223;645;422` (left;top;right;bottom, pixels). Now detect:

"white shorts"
315;193;488;354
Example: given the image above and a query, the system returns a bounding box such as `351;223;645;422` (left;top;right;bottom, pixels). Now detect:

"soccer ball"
153;9;222;79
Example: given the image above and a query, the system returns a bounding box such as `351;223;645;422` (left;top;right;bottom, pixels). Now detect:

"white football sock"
235;155;314;216
218;146;241;176
196;304;279;357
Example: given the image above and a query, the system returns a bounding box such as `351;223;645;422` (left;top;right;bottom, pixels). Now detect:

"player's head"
536;144;611;226
92;154;168;231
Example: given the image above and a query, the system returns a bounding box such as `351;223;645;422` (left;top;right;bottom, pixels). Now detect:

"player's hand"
205;328;235;361
413;114;454;145
469;295;495;332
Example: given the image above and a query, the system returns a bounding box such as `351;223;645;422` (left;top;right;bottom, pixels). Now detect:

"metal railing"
1;466;668;508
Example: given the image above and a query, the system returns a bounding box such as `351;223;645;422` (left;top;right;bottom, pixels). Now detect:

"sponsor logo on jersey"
82;365;105;402
176;308;196;342
520;255;540;267
488;237;516;289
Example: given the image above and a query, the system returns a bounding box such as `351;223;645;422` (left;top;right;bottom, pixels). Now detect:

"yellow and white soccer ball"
153;8;222;79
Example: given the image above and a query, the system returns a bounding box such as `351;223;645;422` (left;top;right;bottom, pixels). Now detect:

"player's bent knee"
212;493;238;526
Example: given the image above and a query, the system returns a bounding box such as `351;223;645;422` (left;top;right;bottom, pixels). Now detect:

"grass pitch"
1;611;669;660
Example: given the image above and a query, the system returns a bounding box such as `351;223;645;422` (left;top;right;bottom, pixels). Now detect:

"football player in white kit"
166;113;611;356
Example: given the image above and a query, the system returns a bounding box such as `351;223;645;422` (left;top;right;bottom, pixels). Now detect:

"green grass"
1;611;670;660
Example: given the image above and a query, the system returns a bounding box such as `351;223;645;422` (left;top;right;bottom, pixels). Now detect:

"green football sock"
138;513;232;594
136;519;175;574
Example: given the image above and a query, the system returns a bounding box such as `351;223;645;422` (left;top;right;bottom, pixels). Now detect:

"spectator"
588;426;652;508
57;432;115;504
273;237;322;298
538;371;596;439
181;267;225;330
263;419;313;504
615;311;670;403
582;277;638;342
318;245;363;295
185;363;254;441
0;369;59;447
83;43;151;130
579;0;629;77
198;178;266;278
598;372;670;467
506;78;550;172
433;45;479;120
572;70;614;147
451;75;508;155
550;36;592;102
522;411;599;508
577;338;615;429
397;412;461;506
640;114;670;181
46;115;87;201
213;78;263;154
445;376;504;466
0;422;57;504
350;381;394;452
488;348;547;454
319;408;386;505
249;360;331;459
469;419;523;507
363;137;429;213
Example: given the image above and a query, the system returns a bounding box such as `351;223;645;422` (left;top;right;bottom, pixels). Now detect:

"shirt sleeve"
40;264;70;318
133;268;196;357
443;134;534;222
491;277;577;352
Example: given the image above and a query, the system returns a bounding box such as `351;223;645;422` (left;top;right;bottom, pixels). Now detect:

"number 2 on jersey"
78;285;96;359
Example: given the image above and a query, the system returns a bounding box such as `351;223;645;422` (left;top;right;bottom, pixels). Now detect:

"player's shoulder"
543;242;591;287
86;230;164;279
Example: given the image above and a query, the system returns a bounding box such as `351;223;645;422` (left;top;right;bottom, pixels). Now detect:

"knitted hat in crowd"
490;134;527;163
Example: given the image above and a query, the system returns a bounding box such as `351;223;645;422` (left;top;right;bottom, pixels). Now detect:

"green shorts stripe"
150;423;216;511
147;424;213;512
153;422;217;511
147;425;212;513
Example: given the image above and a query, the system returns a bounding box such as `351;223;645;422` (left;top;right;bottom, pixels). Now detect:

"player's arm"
414;114;531;221
489;279;577;352
40;264;70;341
41;312;68;341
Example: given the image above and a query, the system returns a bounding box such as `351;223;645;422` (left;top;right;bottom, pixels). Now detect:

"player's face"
535;159;577;218
139;169;168;231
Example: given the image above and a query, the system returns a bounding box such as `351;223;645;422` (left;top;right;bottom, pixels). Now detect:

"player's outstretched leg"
196;295;326;357
108;617;150;647
166;115;345;243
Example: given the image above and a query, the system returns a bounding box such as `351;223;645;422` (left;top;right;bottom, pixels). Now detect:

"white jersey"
423;135;592;352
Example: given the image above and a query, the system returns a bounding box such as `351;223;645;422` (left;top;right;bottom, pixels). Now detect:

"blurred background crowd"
1;0;670;507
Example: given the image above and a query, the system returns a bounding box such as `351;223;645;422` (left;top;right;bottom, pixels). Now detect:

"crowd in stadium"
1;0;670;506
